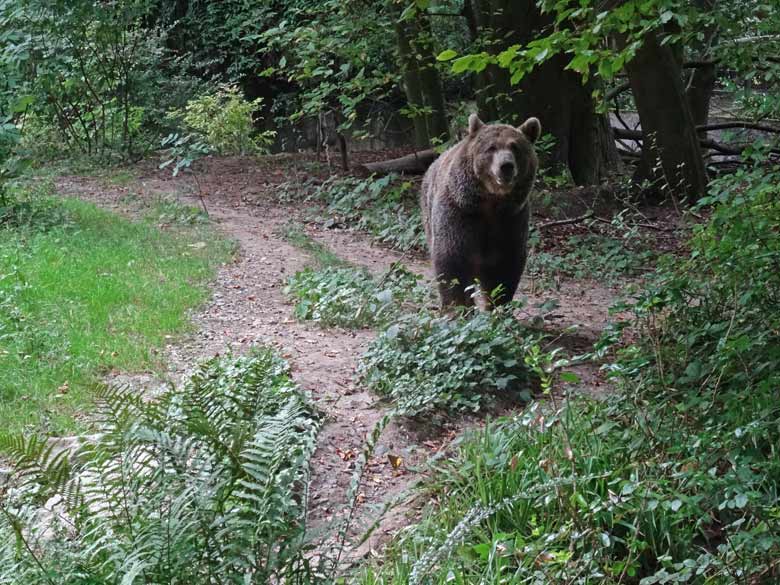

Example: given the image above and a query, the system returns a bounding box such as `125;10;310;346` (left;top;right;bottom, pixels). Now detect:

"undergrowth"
359;303;541;415
285;263;429;329
309;174;425;252
0;183;232;435
359;157;780;583
0;349;321;584
527;231;655;288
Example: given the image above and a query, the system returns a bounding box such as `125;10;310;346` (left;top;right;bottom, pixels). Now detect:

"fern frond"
0;433;72;501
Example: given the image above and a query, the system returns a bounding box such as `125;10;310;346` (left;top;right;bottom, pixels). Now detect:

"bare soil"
54;153;671;565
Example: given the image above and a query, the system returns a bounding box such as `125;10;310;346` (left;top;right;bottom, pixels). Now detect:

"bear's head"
468;113;541;198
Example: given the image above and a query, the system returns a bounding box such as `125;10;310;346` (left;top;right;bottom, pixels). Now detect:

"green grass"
0;189;233;435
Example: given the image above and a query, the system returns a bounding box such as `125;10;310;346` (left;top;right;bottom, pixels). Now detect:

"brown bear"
421;113;541;308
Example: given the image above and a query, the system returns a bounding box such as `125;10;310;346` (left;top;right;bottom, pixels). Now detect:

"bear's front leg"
434;254;476;308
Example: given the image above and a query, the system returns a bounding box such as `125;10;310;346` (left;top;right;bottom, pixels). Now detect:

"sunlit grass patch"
0;187;233;435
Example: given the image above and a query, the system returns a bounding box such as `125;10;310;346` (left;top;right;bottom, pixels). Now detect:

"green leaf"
437;49;458;62
559;371;580;384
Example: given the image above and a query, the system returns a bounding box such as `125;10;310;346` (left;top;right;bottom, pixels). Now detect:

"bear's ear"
519;117;541;144
468;113;484;136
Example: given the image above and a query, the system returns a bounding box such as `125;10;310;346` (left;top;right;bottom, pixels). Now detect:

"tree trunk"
395;13;450;148
463;0;497;121
626;31;708;201
685;1;717;137
686;62;717;136
468;0;619;185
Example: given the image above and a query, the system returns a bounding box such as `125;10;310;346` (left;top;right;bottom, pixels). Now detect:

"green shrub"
359;304;538;415
360;157;780;584
0;180;72;230
285;263;428;329
169;84;275;155
626;158;780;402
362;393;750;584
0;1;175;160
0;349;320;584
311;174;425;252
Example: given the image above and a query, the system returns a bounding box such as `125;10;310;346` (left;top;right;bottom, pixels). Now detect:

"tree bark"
462;0;497;121
685;0;717;137
625;31;708;201
468;0;619;185
686;61;716;134
395;12;450;148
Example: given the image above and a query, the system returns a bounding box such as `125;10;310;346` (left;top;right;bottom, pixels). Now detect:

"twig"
537;211;594;230
592;216;676;232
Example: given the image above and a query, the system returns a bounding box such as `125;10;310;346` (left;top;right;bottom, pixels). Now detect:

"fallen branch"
699;138;742;156
612;127;643;141
593;215;675;232
605;82;630;102
698;121;780;134
612;126;752;156
617;147;641;158
537;211;594;230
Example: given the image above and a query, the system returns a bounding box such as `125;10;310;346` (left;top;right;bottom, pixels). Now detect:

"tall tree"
462;0;619;185
396;9;450;148
624;30;708;199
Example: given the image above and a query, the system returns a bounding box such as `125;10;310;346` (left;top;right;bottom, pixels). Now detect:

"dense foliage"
360;304;538;415
1;0;173;159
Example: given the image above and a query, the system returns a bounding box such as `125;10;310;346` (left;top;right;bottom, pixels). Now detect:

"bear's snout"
499;161;516;180
491;151;517;187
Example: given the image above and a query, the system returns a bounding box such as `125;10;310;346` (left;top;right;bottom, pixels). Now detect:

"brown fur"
421;114;540;308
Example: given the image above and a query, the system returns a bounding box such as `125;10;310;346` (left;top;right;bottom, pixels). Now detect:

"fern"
0;434;72;501
0;347;321;584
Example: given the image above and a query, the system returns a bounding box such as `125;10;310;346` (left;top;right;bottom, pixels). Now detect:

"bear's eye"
486;145;497;153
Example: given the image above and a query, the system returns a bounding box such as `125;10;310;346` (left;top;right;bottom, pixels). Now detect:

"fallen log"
354;149;439;176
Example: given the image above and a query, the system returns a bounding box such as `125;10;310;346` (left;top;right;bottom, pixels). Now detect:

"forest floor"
53;152;683;564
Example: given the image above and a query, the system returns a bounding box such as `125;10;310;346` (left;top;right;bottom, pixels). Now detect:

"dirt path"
55;155;622;562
